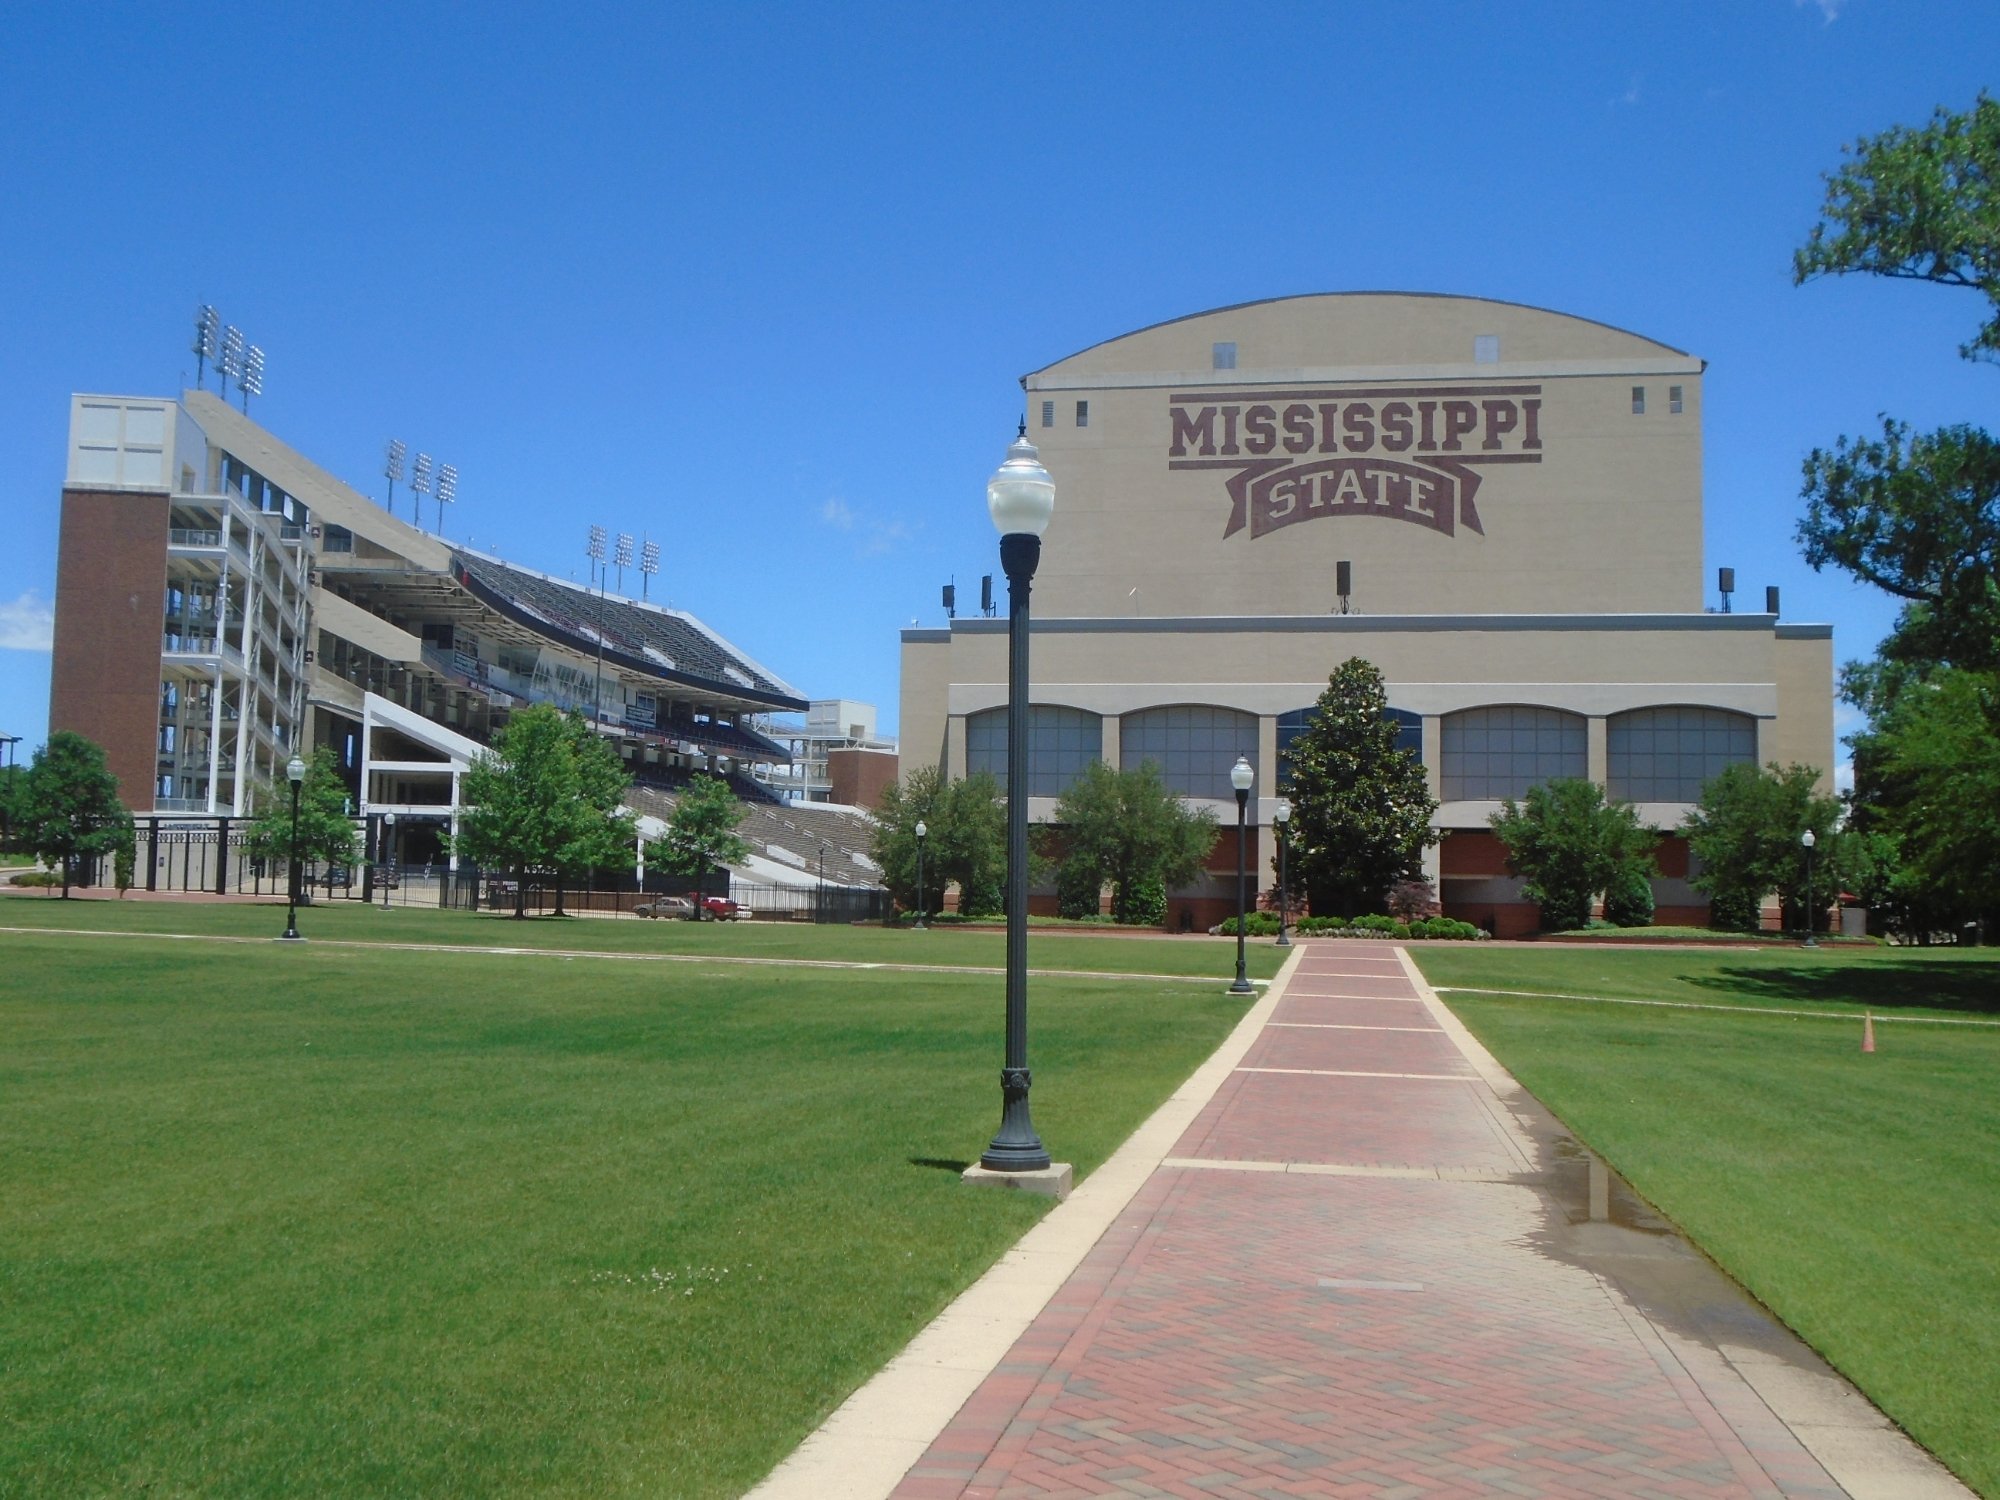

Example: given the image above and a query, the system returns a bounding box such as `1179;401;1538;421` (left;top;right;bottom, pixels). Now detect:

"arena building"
900;293;1834;935
48;389;839;879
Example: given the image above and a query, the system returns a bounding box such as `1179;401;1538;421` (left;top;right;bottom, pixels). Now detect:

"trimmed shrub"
1708;890;1761;933
1056;862;1102;920
1124;876;1168;928
1603;868;1656;928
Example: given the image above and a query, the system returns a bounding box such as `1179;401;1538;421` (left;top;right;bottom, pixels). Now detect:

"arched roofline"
1019;291;1694;384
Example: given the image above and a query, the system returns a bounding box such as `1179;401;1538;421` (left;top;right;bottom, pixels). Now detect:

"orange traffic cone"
1862;1011;1876;1054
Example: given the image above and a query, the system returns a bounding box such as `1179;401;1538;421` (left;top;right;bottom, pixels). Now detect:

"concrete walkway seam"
744;943;1308;1500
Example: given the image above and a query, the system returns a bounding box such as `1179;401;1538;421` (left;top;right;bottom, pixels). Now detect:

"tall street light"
980;431;1055;1174
914;819;928;930
1229;756;1256;994
1273;796;1292;948
281;755;306;941
1801;827;1818;949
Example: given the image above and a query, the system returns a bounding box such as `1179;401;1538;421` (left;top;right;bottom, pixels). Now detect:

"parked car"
698;895;750;921
633;896;696;920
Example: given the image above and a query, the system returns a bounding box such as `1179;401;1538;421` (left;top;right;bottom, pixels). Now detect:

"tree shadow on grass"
1688;958;2000;1016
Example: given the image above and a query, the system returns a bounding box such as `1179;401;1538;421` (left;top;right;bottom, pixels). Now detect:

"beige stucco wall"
1022;294;1704;621
1771;629;1838;790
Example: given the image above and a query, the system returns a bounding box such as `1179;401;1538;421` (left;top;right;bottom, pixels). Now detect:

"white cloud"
0;592;52;651
1610;75;1642;107
1798;0;1843;23
861;520;913;557
821;497;855;530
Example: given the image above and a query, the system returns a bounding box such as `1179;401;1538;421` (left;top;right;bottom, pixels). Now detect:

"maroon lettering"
1243;404;1277;455
1418;401;1437;450
1169;405;1217;457
1281;403;1315;454
1318;403;1340;453
1220;406;1241;455
1380;401;1414;452
1481;400;1518;451
1522;398;1542;449
1440;400;1479;451
1342;402;1376;452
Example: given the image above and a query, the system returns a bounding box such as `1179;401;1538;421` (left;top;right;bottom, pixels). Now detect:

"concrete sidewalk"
756;939;1970;1500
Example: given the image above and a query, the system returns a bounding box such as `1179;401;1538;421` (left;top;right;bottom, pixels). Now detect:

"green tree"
1795;95;2000;674
0;762;27;849
1683;763;1843;934
1795;93;2000;363
1283;658;1439;917
1489;779;1659;934
244;748;358;893
458;705;592;917
871;766;1006;919
1045;760;1218;925
19;731;134;898
658;774;748;920
553;714;635;913
1851;670;2000;937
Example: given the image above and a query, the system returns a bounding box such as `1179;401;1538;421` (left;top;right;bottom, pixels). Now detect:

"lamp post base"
962;1161;1072;1201
1228;979;1257;995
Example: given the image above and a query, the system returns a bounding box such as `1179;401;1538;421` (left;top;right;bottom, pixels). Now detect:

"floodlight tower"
586;525;609;721
639;539;660;600
436;464;458;538
241;345;265;412
192;305;219;389
614;532;635;594
411;453;434;531
219;326;246;398
384;440;407;518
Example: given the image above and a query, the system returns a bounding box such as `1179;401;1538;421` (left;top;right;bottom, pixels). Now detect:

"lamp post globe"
1273;797;1293;948
980;431;1054;1174
1229;756;1256;994
914;819;928;930
281;754;307;941
1801;827;1818;949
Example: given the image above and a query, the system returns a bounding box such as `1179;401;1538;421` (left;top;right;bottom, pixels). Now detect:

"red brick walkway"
889;941;1849;1499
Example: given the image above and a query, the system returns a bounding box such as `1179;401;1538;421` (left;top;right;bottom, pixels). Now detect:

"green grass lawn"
1411;944;2000;1498
0;891;1287;982
0;911;1256;1497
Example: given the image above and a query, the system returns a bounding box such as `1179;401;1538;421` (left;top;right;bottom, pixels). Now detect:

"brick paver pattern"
891;941;1847;1499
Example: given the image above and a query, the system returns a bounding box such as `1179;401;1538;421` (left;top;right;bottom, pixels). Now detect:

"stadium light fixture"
192;305;219;389
384;439;407;517
281;754;307;941
436;464;458;538
639;538;661;600
411;453;434;531
979;431;1055;1176
219;325;246;394
241;345;265;411
1229;756;1255;994
615;531;634;592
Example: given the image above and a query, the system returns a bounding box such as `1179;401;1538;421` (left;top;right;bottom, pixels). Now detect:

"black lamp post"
1273;796;1292;949
1229;755;1256;994
980;431;1054;1174
914;819;928;930
281;754;306;941
818;841;827;924
1801;827;1818;949
381;812;396;910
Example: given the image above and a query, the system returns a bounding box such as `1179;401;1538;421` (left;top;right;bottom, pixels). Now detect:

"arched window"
1276;706;1422;786
1608;706;1756;803
1120;705;1257;798
965;705;1103;797
1440;705;1585;800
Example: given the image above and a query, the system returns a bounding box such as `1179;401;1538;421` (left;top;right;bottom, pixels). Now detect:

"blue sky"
2;2;1994;778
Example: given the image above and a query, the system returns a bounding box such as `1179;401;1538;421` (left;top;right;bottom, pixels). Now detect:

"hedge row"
1212;912;1483;941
